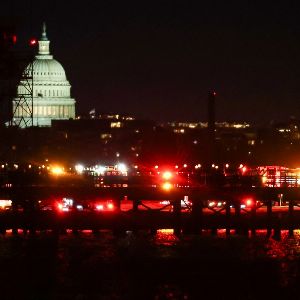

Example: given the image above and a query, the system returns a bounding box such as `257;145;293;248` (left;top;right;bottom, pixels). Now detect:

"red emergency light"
29;38;37;46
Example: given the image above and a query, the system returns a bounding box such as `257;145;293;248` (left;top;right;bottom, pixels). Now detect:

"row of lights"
0;162;249;177
152;163;246;170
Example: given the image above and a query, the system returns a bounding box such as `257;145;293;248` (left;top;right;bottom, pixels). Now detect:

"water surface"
1;229;300;299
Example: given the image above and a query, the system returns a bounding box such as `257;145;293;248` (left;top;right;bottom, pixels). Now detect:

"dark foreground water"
1;229;300;299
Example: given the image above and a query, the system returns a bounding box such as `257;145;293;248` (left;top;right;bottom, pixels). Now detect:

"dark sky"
3;0;300;125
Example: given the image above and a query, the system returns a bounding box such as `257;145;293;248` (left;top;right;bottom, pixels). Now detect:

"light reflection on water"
153;229;300;260
152;228;300;290
2;229;300;298
155;229;178;246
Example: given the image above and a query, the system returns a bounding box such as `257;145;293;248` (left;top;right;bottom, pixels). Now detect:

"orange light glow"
157;229;174;234
0;200;12;210
51;166;64;175
162;182;173;191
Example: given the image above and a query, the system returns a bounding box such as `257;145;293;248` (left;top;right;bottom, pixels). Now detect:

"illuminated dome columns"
13;23;75;127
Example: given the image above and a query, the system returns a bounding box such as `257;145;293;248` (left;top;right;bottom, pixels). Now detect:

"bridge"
0;184;300;239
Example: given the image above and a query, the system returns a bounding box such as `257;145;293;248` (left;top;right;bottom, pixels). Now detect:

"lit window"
111;122;122;128
101;134;112;139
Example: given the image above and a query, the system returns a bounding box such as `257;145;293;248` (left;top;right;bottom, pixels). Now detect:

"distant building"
12;23;75;127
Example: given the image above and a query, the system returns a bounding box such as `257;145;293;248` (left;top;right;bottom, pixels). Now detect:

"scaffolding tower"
11;54;34;127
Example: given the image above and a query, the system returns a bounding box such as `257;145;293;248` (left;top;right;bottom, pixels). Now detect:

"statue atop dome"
38;22;51;57
41;22;48;41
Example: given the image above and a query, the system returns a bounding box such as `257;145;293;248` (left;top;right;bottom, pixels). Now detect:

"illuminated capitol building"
12;23;76;127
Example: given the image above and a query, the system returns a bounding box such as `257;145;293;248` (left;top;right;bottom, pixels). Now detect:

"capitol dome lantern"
12;23;76;127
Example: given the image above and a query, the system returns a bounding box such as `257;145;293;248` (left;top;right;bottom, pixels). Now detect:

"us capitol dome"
12;23;76;127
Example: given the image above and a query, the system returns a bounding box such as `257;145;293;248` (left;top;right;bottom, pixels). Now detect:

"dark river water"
1;229;300;299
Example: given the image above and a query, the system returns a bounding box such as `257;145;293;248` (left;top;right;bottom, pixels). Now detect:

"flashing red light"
245;199;253;207
107;203;114;210
29;38;37;46
95;202;114;211
12;35;17;44
242;166;247;174
57;203;70;212
213;91;217;96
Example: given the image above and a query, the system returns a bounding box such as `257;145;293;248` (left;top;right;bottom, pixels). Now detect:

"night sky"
2;1;300;125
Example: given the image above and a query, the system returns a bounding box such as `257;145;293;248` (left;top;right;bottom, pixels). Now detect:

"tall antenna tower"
206;91;217;167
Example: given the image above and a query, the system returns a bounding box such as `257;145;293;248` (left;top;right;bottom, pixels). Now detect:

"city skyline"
2;1;300;125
